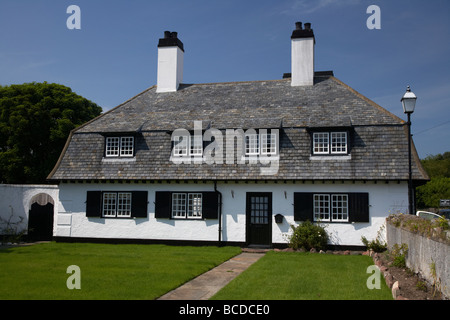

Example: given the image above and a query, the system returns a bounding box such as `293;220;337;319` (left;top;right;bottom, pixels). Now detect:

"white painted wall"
156;46;184;92
291;38;314;86
0;184;59;234
56;181;408;246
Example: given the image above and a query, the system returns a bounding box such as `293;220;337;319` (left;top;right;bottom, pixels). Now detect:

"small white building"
47;22;428;248
0;184;58;241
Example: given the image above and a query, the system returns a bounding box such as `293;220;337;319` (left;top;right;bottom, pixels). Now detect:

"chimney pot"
164;31;171;39
171;32;178;39
295;22;303;30
304;22;311;30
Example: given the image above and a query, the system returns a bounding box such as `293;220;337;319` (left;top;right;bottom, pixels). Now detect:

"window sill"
102;157;136;163
309;154;351;161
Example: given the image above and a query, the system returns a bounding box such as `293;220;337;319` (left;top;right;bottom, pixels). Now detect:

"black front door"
246;192;272;246
28;202;54;241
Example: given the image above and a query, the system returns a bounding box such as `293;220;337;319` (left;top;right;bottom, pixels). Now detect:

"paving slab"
158;252;265;300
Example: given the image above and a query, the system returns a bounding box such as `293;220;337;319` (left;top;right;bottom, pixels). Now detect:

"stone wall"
386;222;449;298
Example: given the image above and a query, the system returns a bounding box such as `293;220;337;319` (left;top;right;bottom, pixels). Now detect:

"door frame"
245;192;272;247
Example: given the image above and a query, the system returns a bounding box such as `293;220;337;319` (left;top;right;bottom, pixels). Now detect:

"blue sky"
0;0;449;158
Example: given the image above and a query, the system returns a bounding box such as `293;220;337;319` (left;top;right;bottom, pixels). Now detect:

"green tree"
416;152;450;209
421;152;450;178
0;82;102;183
417;177;450;208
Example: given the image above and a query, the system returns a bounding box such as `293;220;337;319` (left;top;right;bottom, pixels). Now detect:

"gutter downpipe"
214;180;223;246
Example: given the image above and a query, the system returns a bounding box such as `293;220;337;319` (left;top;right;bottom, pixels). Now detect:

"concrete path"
158;252;265;300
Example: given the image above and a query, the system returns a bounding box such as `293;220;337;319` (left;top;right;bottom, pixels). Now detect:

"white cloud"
281;0;360;15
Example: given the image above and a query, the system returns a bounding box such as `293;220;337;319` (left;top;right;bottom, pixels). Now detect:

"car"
416;211;444;221
438;209;450;220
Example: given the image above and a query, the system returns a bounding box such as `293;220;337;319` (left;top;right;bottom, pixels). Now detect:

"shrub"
390;243;408;268
361;224;387;252
289;220;329;251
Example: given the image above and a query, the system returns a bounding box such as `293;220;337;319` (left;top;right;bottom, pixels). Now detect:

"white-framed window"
245;133;259;155
120;137;135;157
331;132;347;154
244;130;278;156
313;193;349;222
261;133;277;155
331;194;348;222
105;136;134;157
172;134;203;157
188;193;202;218
171;192;203;219
314;194;330;221
173;136;188;156
102;192;132;218
171;193;187;218
102;192;117;217
117;192;132;217
313;132;329;154
190;135;203;156
312;131;348;155
105;137;120;157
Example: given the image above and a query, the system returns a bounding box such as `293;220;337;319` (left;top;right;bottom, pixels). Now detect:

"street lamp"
401;86;417;215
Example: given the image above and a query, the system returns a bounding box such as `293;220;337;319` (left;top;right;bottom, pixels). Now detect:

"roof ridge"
178;78;290;87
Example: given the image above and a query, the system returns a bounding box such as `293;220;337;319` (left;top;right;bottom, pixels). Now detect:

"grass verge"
212;251;393;300
0;242;241;300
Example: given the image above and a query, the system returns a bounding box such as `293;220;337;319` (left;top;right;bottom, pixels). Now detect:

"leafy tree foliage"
0;82;102;183
420;152;450;178
416;152;450;208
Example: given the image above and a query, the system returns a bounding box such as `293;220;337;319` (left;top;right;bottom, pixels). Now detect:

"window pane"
261;133;277;155
313;194;330;221
105;137;120;157
120;137;134;156
188;193;202;218
172;193;186;218
190;135;203;156
173;136;188;156
313;133;329;154
331;132;347;154
245;134;259;155
103;192;117;217
332;194;348;221
117;193;132;217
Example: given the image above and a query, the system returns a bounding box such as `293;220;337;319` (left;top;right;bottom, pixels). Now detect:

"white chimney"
157;31;184;93
291;22;315;86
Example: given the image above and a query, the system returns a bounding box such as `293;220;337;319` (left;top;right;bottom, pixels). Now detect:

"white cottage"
47;22;428;248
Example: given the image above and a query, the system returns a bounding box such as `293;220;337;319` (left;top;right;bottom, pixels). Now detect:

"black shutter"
155;191;172;219
293;193;313;221
86;191;102;217
349;193;369;222
202;192;219;219
131;191;148;218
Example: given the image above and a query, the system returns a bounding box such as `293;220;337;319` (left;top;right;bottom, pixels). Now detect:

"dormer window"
245;130;278;156
312;131;348;155
173;134;203;157
105;136;135;157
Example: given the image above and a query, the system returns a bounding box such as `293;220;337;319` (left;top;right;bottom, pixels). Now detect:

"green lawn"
0;242;241;300
212;251;393;300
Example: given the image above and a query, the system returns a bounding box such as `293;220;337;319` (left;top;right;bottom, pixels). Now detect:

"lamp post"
401;86;417;215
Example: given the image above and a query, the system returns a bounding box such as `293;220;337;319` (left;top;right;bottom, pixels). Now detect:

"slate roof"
48;74;429;182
